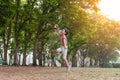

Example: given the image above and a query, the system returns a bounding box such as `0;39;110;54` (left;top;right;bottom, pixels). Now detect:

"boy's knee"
56;51;61;55
56;50;60;53
63;54;67;60
63;57;67;60
56;48;61;53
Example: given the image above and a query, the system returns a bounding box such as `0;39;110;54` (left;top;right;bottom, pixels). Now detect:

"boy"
54;24;71;72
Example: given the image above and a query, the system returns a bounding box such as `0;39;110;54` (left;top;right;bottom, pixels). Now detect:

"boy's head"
62;28;69;35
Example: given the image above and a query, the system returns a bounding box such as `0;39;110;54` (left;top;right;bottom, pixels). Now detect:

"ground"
0;66;120;80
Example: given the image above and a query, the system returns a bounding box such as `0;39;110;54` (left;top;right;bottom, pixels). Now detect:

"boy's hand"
54;24;60;34
54;24;59;29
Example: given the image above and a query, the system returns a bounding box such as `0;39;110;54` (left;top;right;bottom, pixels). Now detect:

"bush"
102;63;113;68
112;63;120;68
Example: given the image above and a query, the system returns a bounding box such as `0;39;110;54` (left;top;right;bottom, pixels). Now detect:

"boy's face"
61;29;66;35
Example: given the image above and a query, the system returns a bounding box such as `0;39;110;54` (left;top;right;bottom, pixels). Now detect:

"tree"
0;0;15;64
59;0;100;67
32;0;62;66
87;13;120;67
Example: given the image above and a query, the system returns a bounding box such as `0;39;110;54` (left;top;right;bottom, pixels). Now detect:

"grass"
0;66;120;80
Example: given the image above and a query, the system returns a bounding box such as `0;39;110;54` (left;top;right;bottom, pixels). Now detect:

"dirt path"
0;66;120;80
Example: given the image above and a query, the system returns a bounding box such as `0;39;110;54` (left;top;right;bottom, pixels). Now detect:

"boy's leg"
62;47;71;72
61;47;69;66
63;54;71;72
63;58;69;67
54;48;62;64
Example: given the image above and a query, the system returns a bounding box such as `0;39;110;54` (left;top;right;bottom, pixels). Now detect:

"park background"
0;0;120;68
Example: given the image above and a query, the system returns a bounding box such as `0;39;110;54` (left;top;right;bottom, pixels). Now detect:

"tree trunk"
81;55;86;67
22;46;27;66
81;58;85;67
38;44;43;66
89;57;93;66
14;38;19;65
3;36;7;64
33;22;43;66
94;57;99;66
33;39;38;66
3;23;12;65
33;30;39;66
0;54;2;58
9;55;13;65
22;32;29;66
72;55;77;67
18;54;21;65
13;0;20;65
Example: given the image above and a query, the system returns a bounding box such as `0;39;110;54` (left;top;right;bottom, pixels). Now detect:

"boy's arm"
54;24;60;34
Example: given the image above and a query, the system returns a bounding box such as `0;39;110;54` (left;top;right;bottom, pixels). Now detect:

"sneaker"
67;65;71;72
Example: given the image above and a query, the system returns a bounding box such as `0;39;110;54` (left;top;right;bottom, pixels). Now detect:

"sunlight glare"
98;0;120;21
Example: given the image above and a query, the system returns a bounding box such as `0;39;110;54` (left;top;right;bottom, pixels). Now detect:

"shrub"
102;63;113;68
112;63;120;68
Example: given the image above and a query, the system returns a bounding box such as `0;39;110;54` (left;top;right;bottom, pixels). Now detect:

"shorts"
56;46;68;59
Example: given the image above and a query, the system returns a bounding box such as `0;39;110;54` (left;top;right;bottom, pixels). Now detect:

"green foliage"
112;63;120;68
0;0;15;36
102;63;113;68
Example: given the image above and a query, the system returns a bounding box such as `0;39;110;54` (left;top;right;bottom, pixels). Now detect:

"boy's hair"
64;28;69;35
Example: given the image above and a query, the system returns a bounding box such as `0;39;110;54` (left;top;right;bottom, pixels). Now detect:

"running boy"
54;24;71;72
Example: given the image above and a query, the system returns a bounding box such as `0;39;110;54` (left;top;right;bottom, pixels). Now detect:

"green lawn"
0;66;120;80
